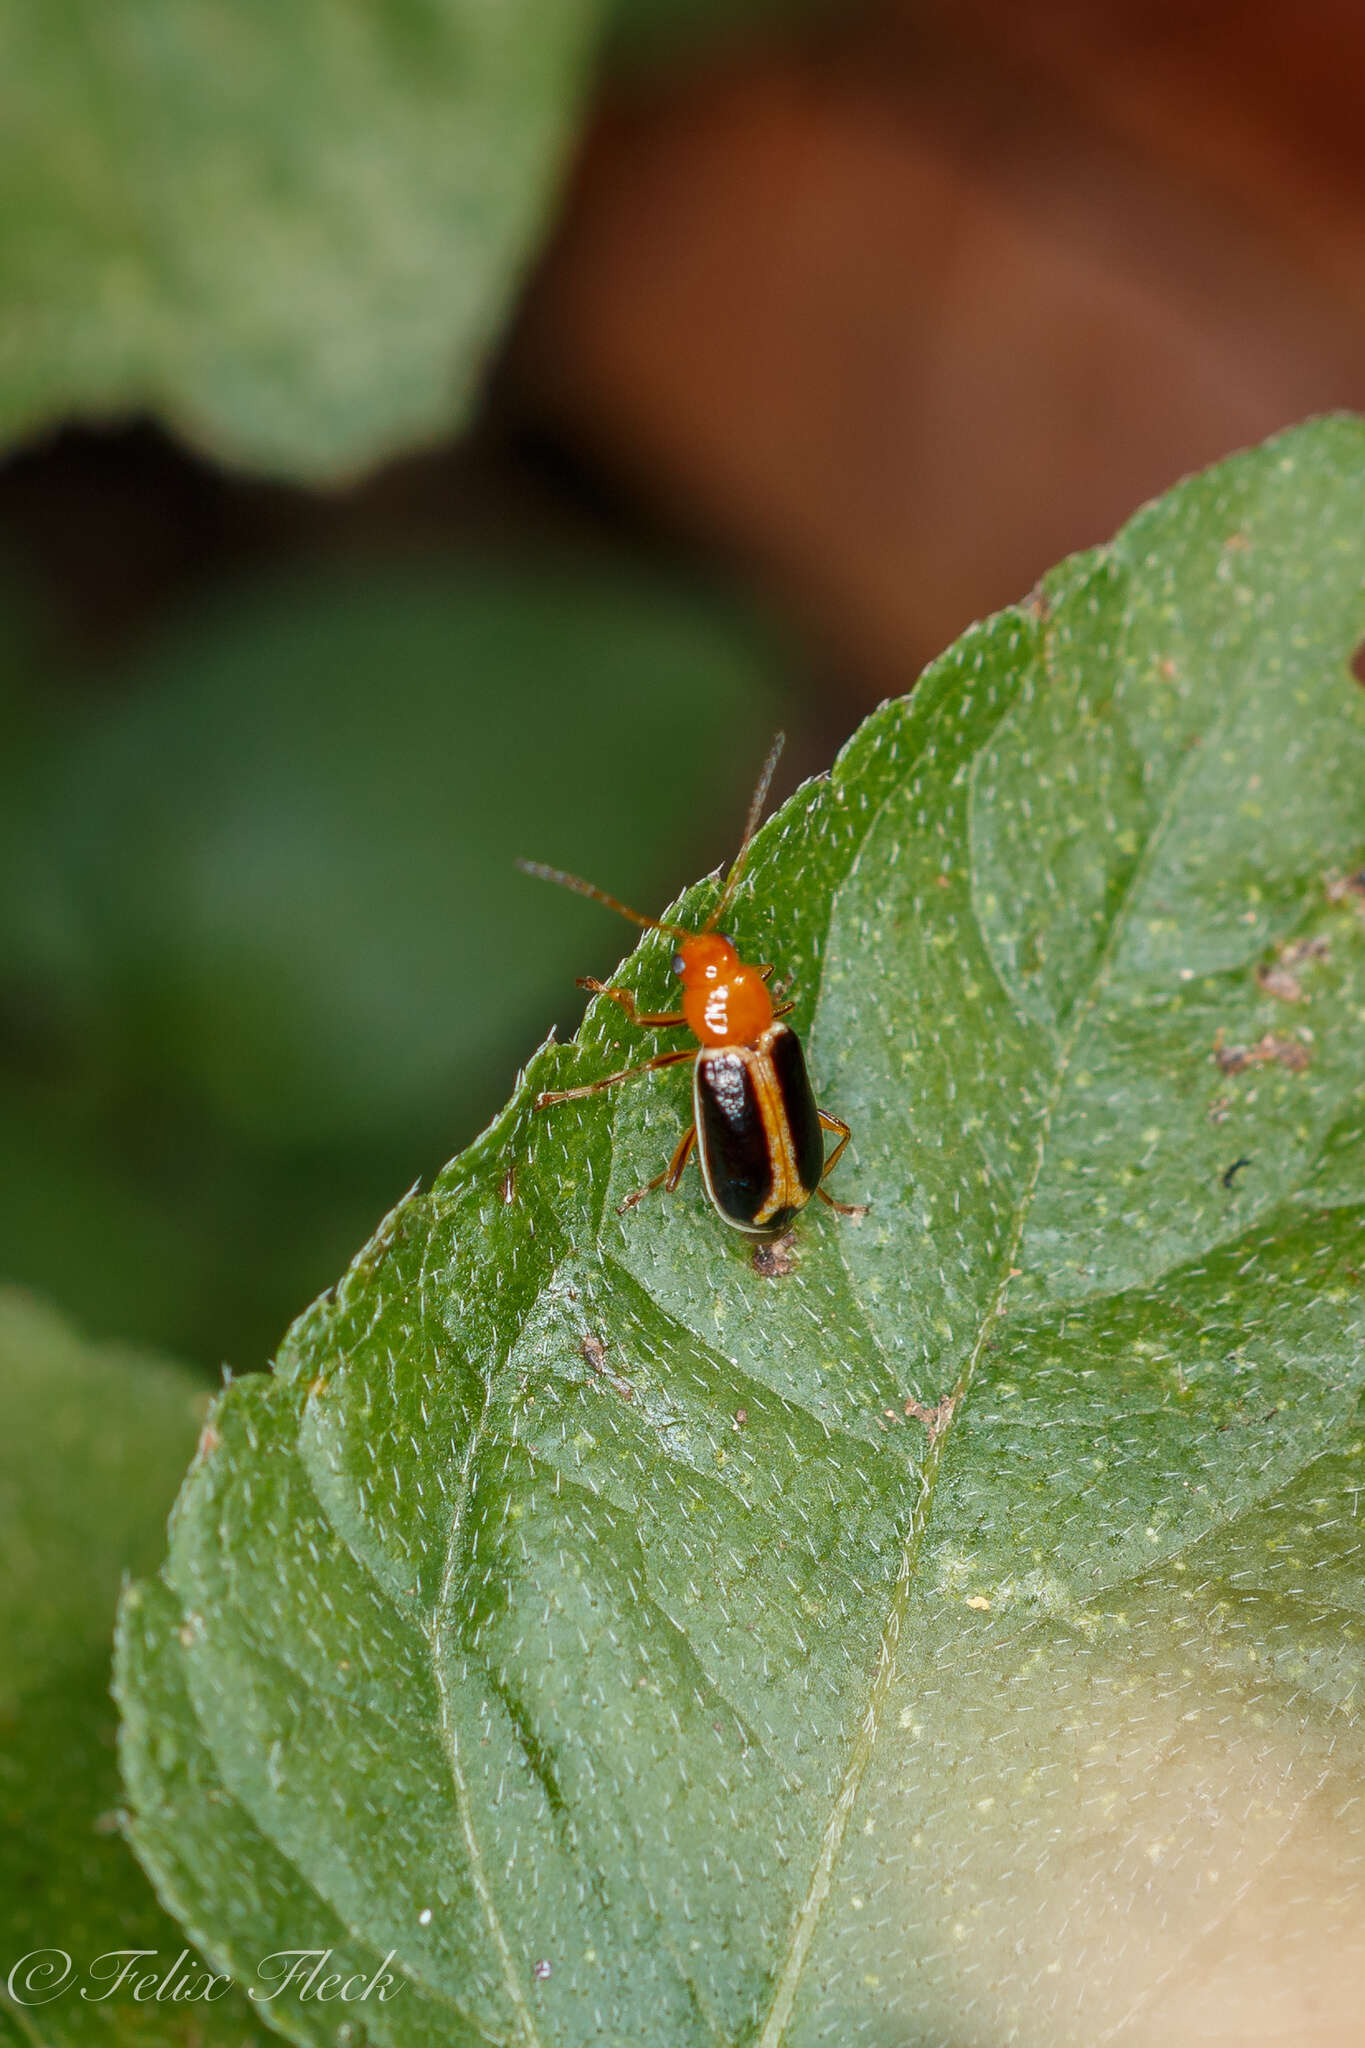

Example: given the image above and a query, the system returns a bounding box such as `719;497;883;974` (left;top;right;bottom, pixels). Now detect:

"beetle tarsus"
618;1121;697;1215
578;979;688;1029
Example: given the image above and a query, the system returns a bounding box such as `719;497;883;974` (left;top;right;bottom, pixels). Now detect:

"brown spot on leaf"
1256;962;1303;1003
1351;641;1365;687
1212;1031;1311;1075
1279;935;1331;965
1325;868;1365;904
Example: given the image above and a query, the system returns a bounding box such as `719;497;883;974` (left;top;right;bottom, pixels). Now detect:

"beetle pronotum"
518;735;860;1236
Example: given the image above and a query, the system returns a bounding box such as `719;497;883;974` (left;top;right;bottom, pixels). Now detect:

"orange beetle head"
671;932;739;988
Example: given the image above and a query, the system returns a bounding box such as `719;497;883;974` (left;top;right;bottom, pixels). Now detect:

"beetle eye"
671;951;685;976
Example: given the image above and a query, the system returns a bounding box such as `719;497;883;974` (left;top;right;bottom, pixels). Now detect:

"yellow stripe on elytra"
750;1031;805;1226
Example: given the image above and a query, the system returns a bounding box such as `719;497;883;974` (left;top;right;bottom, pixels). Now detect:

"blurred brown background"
516;0;1365;690
12;2;1365;686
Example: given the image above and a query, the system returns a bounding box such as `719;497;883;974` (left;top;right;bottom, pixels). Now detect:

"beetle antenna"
515;859;691;940
703;730;785;932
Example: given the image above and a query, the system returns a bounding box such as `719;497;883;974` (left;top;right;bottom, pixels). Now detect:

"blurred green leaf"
0;1288;263;2045
115;416;1365;2041
0;0;603;478
1;558;781;1367
46;560;782;1147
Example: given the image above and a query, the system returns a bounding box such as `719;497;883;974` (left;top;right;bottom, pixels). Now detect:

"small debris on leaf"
1221;1156;1253;1189
903;1391;959;1442
580;1332;634;1401
752;1232;797;1278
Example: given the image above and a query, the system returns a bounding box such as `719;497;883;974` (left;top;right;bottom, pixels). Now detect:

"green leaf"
0;0;602;478
0;1289;263;2044
118;418;1365;2043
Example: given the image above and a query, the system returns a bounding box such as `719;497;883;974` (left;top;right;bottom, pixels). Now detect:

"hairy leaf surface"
119;420;1365;2044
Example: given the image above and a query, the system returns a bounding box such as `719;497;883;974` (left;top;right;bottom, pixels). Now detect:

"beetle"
517;734;860;1235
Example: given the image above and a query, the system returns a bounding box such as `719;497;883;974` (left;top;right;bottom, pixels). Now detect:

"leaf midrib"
753;610;1223;2045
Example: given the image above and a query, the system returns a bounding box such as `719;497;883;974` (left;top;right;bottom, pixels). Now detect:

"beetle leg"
663;1121;698;1190
534;1046;694;1109
618;1122;697;1214
814;1110;867;1214
577;978;688;1029
754;962;798;1015
817;1110;851;1175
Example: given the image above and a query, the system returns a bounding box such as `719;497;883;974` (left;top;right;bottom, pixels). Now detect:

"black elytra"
694;1022;826;1234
